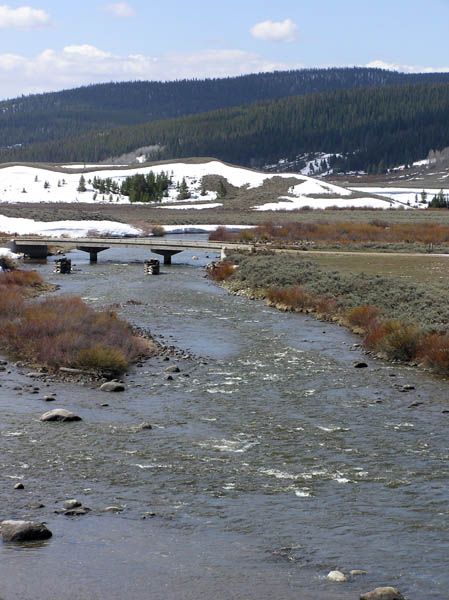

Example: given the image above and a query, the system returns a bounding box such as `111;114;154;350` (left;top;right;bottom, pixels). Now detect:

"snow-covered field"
255;196;394;211
350;187;449;208
0;215;141;238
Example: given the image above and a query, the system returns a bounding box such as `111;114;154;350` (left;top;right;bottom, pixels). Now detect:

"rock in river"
63;499;82;509
360;587;405;600
327;570;348;582
1;520;52;542
100;381;126;392
40;409;82;422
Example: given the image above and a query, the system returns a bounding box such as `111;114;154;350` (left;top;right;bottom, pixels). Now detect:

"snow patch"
0;215;142;238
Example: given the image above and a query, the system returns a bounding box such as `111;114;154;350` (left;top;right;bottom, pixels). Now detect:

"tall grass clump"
347;305;380;330
417;333;449;374
207;261;236;282
266;285;314;311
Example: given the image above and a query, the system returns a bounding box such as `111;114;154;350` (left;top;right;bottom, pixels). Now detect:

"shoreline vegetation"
210;221;449;253
208;251;449;377
0;262;154;378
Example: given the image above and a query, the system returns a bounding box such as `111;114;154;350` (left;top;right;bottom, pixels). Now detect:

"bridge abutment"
10;241;49;259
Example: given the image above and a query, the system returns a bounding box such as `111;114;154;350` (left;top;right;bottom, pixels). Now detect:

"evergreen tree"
77;175;86;192
177;177;191;200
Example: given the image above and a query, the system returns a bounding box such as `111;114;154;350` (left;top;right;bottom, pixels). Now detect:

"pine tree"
177;177;191;200
77;175;86;192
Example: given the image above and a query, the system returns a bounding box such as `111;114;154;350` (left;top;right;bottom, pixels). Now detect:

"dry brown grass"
207;261;236;282
347;305;381;330
210;220;449;247
0;272;148;375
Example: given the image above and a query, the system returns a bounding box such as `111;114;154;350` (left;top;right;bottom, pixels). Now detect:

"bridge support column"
76;246;110;263
152;249;182;265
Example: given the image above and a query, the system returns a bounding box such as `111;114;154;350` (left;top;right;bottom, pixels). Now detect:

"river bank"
210;250;449;378
1;244;449;599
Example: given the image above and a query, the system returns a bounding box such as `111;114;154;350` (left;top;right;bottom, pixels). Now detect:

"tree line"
2;67;449;151
4;81;449;173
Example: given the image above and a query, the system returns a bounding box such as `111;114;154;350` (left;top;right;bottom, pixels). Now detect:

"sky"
0;0;448;98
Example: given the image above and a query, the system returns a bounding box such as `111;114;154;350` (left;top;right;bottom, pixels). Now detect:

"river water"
0;240;448;599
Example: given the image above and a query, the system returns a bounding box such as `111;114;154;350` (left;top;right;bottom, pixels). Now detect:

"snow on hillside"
0;215;141;238
0;160;413;210
0;162;357;207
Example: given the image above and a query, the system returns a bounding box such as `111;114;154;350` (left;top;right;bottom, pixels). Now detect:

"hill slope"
3;67;449;150
4;82;449;173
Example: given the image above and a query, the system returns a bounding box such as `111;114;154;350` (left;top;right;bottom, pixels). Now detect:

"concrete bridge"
9;236;248;264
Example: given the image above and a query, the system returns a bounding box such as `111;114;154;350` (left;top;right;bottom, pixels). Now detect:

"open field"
4;203;449;228
308;252;449;285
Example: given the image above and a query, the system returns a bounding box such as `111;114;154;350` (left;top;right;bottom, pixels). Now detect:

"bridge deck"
11;236;244;252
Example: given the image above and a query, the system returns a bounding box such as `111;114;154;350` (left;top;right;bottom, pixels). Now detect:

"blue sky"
0;0;448;98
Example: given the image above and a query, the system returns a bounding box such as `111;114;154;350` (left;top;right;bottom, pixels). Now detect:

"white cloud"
250;18;298;43
367;59;449;73
0;45;302;98
0;4;50;28
104;2;135;18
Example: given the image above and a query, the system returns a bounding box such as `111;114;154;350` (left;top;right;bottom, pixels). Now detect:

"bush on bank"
0;272;148;375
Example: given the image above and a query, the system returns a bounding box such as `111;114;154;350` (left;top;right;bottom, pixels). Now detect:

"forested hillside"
2;67;449;149
4;82;449;173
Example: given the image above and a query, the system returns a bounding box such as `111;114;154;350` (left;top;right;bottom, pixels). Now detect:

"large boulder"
360;587;405;600
100;382;126;392
40;409;82;422
1;520;52;542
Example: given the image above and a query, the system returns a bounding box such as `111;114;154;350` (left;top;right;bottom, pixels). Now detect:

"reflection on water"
0;243;448;599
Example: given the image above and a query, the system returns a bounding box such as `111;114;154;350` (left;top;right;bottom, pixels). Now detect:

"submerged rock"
165;365;180;373
102;506;124;513
64;507;90;516
100;381;126;392
360;587;405;600
40;409;82;422
138;422;153;430
1;520;52;542
354;362;368;369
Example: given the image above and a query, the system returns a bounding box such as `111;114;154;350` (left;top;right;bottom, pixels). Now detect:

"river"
0;240;448;599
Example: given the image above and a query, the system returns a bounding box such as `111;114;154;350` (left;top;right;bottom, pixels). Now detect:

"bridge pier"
151;249;182;265
76;246;110;263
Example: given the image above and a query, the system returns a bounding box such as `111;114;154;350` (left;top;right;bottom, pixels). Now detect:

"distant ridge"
4;80;449;173
2;67;449;151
